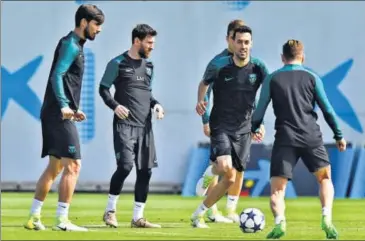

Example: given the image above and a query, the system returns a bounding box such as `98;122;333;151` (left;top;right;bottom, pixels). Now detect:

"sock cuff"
134;202;146;208
227;195;239;201
33;199;44;206
58;202;70;208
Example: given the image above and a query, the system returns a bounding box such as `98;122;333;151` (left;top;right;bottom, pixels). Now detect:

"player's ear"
301;54;305;64
80;18;88;29
133;37;140;45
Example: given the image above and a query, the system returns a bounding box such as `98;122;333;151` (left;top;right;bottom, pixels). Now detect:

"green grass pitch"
1;192;365;240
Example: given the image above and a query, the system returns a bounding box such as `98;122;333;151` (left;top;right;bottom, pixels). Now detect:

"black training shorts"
210;130;251;172
113;122;157;170
41;117;81;160
270;142;330;180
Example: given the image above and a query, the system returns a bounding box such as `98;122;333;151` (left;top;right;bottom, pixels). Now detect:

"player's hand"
196;101;207;116
114;105;130;119
252;125;265;142
73;110;87;122
153;104;165;120
336;138;347;152
61;106;75;120
203;124;210;137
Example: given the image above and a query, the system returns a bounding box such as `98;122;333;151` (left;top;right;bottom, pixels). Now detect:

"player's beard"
84;25;95;41
138;46;148;59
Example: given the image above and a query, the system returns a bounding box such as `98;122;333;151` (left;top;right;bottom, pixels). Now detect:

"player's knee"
216;156;232;174
136;168;152;186
116;163;133;177
137;168;152;180
46;158;63;179
222;168;236;187
315;165;331;183
62;158;81;176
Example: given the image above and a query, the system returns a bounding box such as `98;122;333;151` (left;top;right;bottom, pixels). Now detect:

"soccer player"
99;24;163;229
196;19;255;224
192;25;268;228
251;40;346;239
24;4;104;231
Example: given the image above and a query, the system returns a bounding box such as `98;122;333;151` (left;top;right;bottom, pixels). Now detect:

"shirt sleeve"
50;39;79;108
100;59;119;88
258;60;270;85
313;75;343;140
202;60;218;85
99;59;120;110
149;66;160;108
251;74;273;132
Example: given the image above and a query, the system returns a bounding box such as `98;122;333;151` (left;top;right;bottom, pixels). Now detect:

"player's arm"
202;84;213;124
196;61;217;115
148;67;160;109
50;40;79;109
251;74;273;133
254;60;270;115
99;59;120;110
313;75;343;141
148;67;164;119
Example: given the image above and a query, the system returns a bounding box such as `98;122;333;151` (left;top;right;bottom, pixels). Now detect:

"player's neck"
128;47;142;60
285;60;302;66
233;55;250;67
73;28;86;40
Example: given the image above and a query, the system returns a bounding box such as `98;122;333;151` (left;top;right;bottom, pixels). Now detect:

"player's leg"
204;175;232;223
191;132;236;228
225;132;251;222
196;161;232;224
104;123;135;228
195;131;233;224
195;131;235;197
267;176;288;239
266;144;299;239
225;171;243;222
52;120;88;231
131;123;160;228
24;156;63;230
52;157;87;231
301;146;338;239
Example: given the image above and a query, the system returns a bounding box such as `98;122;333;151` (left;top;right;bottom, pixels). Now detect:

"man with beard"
196;19;265;224
99;24;164;229
192;25;267;228
24;4;104;232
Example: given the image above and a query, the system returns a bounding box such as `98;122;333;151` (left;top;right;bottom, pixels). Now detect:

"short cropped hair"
227;19;245;36
282;40;304;61
75;4;105;27
232;25;252;40
131;24;158;44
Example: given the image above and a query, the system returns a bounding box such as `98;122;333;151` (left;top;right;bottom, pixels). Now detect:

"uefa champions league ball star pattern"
239;208;265;233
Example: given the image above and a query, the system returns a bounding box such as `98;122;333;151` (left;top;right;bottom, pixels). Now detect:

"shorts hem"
310;163;330;173
42;152;81;160
270;173;293;181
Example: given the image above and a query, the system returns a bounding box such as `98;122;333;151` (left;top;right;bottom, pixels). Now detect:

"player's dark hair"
75;4;105;27
132;24;158;44
227;19;245;36
282;39;304;61
232;25;252;40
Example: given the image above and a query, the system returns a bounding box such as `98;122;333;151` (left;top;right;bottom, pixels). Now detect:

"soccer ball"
239;208;265;233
